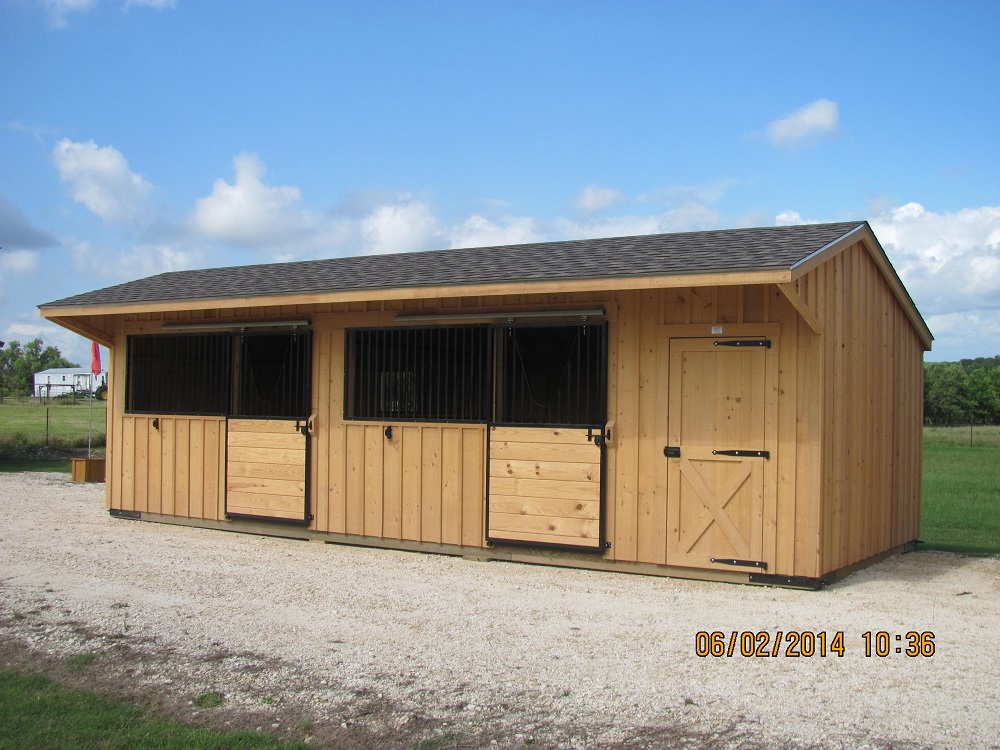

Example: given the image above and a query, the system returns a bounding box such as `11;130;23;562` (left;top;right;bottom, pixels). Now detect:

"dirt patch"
1;472;997;749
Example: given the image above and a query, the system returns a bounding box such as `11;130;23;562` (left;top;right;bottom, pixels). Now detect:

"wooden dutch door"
225;332;313;524
486;323;608;551
665;337;770;571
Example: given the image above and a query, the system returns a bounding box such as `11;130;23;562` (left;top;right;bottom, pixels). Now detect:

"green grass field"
0;670;306;750
0;399;106;454
920;425;999;555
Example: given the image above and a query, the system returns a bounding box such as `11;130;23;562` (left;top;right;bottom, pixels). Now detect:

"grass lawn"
0;669;307;750
920;425;999;556
0;399;106;454
0;458;71;473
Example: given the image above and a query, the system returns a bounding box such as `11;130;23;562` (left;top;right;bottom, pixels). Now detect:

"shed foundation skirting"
109;510;916;589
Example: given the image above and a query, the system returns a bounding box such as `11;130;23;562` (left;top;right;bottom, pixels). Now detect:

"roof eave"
39;267;794;320
790;222;933;351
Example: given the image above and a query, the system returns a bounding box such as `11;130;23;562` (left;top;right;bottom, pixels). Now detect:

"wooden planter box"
71;458;106;483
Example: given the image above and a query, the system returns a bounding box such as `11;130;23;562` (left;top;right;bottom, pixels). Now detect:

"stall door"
226;418;309;523
666;338;768;570
487;426;603;550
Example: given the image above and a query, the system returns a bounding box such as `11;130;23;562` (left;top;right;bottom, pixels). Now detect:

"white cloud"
71;239;203;282
774;209;828;226
872;202;1000;311
125;0;176;8
40;0;96;28
766;98;839;148
449;215;542;249
41;0;175;27
0;250;40;306
870;202;1000;360
53;139;152;224
0;250;39;275
639;180;735;207
191;153;317;248
574;184;624;214
3;319;92;367
359;198;441;255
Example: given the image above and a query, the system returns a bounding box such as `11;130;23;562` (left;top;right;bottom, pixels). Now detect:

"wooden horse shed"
41;221;932;588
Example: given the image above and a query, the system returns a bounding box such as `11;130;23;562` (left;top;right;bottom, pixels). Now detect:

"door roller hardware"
663;446;681;458
711;558;767;570
713;449;770;459
714;340;771;348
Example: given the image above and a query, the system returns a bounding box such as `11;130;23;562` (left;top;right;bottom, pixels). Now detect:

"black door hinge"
712;449;770;459
711;558;767;570
714;340;771;348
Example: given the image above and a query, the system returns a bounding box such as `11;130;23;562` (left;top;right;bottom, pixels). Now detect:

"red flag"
91;341;102;378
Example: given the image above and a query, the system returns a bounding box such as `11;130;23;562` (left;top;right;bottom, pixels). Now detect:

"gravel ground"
1;472;998;750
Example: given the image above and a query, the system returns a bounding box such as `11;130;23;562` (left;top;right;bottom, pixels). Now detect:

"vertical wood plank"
441;428;463;545
175;419;190;517
382;427;402;539
161;418;175;516
421;428;442;543
148;417;162;515
133;417;148;513
401;426;422;540
364;424;384;537
345;425;365;535
328;328;348;533
772;293;796;574
314;327;331;532
121;417;135;512
612;291;639;561
636;291;664;564
204;419;220;521
794;271;823;578
461;428;486;547
189;419;205;519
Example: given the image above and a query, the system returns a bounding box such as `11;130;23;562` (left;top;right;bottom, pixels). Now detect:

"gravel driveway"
1;472;998;749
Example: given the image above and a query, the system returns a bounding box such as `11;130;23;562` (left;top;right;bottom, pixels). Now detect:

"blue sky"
1;0;998;366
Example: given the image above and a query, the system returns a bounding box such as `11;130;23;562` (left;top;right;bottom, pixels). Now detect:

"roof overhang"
39;267;792;320
789;223;933;350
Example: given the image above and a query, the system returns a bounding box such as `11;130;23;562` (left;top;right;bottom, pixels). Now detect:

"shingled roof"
42;221;867;309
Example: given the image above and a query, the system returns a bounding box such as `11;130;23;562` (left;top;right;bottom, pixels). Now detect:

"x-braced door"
665;337;770;571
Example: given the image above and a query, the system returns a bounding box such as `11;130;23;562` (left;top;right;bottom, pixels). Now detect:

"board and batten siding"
792;241;924;575
606;284;822;578
105;259;923;582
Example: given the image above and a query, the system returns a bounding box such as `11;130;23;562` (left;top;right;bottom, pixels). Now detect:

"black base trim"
749;573;832;590
225;512;310;526
487;536;606;555
109;509;141;520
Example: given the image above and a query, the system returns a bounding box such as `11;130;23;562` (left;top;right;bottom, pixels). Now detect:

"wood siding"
105;247;924;583
487;426;602;549
792;241;924;574
226;419;307;521
113;414;226;519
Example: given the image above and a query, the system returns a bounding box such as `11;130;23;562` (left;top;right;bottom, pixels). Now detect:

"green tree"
923;361;969;425
964;367;1000;424
0;339;79;396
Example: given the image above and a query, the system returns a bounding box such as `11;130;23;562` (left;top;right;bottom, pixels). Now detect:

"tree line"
924;356;1000;426
0;339;78;397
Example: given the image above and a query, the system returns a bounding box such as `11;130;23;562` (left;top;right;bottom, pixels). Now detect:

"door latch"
663;446;681;458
